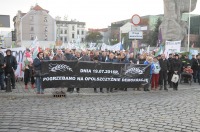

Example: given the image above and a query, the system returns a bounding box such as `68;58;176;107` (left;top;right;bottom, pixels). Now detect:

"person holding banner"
4;49;17;89
106;52;118;93
53;49;66;60
93;56;104;93
33;52;44;94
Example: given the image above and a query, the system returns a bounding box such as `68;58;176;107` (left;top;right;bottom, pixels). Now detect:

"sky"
0;0;200;31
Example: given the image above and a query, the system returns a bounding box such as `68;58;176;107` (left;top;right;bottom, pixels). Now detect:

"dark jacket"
0;53;4;73
106;58;118;63
181;58;191;68
33;57;42;71
197;59;200;71
138;59;145;64
191;58;198;70
168;57;174;71
171;59;182;73
65;53;76;60
4;55;17;73
79;55;90;61
129;58;138;64
159;59;170;71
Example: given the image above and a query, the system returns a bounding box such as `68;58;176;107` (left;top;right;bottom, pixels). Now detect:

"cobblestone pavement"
0;82;200;132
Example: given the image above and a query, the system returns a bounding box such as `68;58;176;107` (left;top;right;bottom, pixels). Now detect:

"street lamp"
187;0;192;52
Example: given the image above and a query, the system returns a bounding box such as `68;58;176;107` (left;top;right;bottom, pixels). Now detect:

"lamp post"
187;0;192;52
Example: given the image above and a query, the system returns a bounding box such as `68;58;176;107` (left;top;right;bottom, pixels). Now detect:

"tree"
149;18;162;46
85;31;103;43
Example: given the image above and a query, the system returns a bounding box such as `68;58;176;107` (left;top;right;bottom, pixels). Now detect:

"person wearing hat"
4;49;17;89
171;54;182;90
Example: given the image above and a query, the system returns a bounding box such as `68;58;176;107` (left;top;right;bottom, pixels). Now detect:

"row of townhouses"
13;4;86;48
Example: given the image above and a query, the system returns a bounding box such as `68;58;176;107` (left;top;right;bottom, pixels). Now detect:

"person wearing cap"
171;54;182;90
4;49;17;89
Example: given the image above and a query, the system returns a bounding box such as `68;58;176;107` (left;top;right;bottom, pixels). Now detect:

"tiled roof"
32;4;49;13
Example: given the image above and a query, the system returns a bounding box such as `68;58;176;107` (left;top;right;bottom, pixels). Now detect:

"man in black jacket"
4;49;17;89
159;54;170;90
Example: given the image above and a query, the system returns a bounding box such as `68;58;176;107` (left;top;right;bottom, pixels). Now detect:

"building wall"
21;10;55;41
56;21;86;43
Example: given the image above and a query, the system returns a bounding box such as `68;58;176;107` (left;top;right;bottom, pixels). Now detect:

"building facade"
13;4;56;47
56;20;86;44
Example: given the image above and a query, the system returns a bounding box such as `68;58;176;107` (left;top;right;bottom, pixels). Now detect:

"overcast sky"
0;0;200;31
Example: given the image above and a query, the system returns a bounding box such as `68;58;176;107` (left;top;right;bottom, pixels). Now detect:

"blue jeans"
0;73;5;90
36;77;44;93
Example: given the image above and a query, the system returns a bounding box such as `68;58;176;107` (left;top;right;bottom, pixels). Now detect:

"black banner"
41;61;150;89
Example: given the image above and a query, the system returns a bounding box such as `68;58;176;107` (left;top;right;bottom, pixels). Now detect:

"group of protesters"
0;47;200;94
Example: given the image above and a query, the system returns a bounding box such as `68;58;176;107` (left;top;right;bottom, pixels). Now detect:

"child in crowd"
151;57;161;90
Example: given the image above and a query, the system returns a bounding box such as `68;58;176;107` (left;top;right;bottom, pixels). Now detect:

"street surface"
0;82;200;132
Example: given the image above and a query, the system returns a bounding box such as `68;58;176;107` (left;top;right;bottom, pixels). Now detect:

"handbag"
171;74;179;83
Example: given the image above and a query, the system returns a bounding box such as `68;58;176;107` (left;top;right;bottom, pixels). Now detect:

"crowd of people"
0;47;200;94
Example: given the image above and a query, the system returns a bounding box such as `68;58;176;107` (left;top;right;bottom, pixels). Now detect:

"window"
30;34;34;40
81;30;84;35
77;30;79;35
60;30;63;34
64;37;67;42
30;26;34;31
60;37;63;41
81;38;84;42
72;33;74;39
65;30;67;34
44;16;47;22
45;27;48;32
72;26;75;31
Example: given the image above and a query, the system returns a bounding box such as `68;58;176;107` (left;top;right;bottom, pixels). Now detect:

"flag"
108;39;110;45
121;37;124;45
120;43;124;50
147;45;150;54
155;44;163;57
157;28;163;47
30;36;38;49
